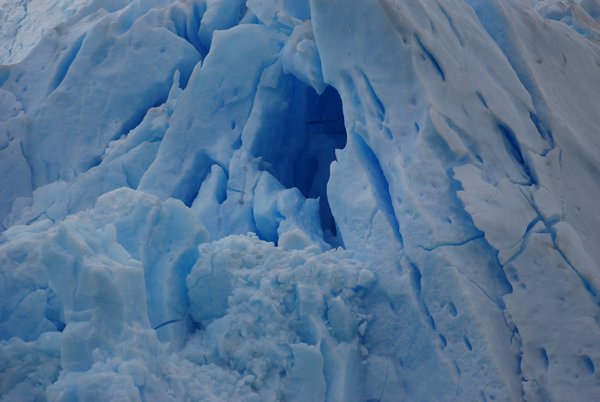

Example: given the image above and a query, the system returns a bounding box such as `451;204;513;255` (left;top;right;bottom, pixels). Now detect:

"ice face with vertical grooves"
1;0;600;401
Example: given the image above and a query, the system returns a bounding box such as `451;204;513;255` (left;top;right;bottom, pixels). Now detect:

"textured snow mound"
1;188;370;401
1;0;600;401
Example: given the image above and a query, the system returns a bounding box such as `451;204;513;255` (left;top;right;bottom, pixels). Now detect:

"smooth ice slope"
1;0;600;401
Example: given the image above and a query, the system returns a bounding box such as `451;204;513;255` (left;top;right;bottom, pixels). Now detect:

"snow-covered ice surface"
1;0;600;400
0;0;95;65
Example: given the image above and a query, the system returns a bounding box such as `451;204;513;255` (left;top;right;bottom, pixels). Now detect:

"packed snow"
1;0;600;401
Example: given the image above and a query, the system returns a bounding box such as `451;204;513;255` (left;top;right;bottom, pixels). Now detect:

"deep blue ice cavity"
252;83;346;239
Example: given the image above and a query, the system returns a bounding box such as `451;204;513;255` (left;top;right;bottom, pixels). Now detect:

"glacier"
1;0;600;400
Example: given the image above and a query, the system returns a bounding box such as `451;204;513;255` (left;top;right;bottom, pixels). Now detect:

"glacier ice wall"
1;0;600;401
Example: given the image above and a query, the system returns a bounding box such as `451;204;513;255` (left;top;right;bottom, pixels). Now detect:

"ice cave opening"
251;82;347;245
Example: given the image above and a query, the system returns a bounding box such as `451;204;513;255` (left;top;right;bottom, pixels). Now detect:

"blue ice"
1;0;600;401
